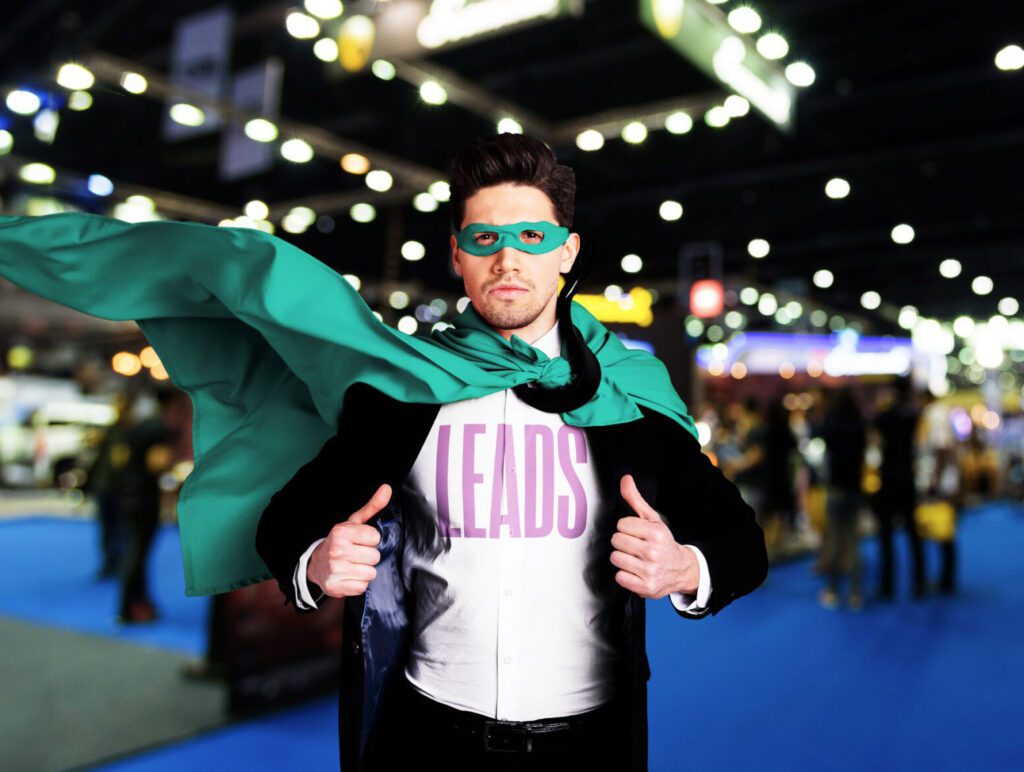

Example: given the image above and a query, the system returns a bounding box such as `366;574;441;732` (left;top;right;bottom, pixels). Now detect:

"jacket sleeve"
255;384;386;613
647;409;769;620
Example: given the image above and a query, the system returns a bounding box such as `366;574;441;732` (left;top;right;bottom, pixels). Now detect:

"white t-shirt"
293;319;711;719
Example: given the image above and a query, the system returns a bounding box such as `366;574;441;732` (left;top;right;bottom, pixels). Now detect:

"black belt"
399;676;619;753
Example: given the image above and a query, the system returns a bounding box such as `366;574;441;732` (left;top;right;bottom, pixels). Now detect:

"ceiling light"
813;269;833;288
659;200;683;221
419;81;447;105
728;7;762;34
939;259;961;278
890;223;915;244
576;129;604;151
995;44;1024;71
56;63;94;90
245;118;278;142
365;169;393;192
664;111;693;134
621;121;648;143
281;138;314;163
748;238;770;258
757;33;789;60
825;177;850;199
785;62;815;87
971;276;993;295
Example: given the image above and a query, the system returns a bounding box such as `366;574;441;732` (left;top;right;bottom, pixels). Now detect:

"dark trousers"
824;487;862;596
363;672;628;772
937;538;957;592
119;498;160;615
96;490;125;575
872;477;925;597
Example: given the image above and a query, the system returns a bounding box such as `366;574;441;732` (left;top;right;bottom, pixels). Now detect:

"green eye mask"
454;221;570;256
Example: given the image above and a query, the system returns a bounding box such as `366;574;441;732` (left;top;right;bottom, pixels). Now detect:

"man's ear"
560;232;581;273
450;234;461;276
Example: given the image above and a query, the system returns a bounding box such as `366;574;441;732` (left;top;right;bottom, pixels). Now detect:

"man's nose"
493;246;523;271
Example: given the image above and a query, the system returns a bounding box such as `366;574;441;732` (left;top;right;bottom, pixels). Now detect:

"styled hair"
448;132;576;231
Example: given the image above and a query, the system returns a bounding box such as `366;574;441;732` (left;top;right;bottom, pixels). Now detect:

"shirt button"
504;588;513;596
503;656;511;664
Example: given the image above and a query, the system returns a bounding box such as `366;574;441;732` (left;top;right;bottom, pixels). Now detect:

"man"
817;387;868;611
870;376;925;599
117;387;185;623
722;396;768;523
255;133;768;771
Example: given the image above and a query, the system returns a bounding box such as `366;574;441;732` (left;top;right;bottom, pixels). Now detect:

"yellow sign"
652;0;685;39
573;288;654;327
338;15;376;73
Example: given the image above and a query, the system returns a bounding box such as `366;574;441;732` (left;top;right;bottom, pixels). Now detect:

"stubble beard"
476;283;555;333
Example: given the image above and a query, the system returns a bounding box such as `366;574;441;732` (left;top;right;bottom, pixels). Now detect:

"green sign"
638;0;795;130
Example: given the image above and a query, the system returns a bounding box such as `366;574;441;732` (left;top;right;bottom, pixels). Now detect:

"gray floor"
0;616;228;771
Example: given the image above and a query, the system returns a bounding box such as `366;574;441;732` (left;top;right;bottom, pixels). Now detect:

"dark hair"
448;133;576;231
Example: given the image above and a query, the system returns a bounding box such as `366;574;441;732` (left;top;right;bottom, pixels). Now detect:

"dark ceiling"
1;0;1022;335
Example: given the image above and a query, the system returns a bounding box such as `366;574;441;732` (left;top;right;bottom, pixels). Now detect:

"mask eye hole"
474;232;498;244
519;230;543;244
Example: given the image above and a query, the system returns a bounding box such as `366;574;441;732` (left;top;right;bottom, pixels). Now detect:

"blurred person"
82;390;136;580
917;390;961;595
762;398;798;557
722;395;768;534
870;376;925;600
817;387;868;611
960;424;1000;505
255;133;769;772
117;387;186;624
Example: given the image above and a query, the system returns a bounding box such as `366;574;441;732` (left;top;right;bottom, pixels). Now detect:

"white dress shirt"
293;319;711;719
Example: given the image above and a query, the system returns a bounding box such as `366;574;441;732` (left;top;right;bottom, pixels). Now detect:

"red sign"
690;279;724;318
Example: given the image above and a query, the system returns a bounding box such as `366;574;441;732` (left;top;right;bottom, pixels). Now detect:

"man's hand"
308;483;390;598
610;474;699;598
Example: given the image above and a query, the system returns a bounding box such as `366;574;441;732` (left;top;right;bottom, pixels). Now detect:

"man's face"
450;183;579;340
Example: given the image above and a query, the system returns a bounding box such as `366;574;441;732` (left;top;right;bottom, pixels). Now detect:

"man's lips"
490;285;529;295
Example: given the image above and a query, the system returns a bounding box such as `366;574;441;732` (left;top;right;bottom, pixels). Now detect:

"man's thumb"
622;474;659;521
346;483;392;525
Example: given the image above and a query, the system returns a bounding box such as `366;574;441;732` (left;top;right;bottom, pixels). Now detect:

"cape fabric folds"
0;212;698;596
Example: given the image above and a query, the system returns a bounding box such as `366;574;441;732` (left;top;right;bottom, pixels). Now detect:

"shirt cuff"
293;537;328;609
669;544;712;614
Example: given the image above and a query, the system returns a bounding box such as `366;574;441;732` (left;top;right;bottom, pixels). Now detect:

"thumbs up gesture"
610;474;698;599
308;483;391;598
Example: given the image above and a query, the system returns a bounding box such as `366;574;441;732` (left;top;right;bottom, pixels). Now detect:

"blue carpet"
92;696;338;771
647;500;1024;771
0;517;209;656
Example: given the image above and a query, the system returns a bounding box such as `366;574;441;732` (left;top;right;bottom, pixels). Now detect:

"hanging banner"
219;58;284;182
162;5;234;142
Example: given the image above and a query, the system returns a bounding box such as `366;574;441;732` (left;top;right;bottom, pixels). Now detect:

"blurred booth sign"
678;241;723;318
695;332;933;378
219;58;284;181
690;279;724;318
416;0;584;50
324;0;584;75
638;0;794;131
162;5;234;142
573;287;655;327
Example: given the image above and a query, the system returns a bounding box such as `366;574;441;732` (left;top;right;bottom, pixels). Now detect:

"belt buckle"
483;720;531;752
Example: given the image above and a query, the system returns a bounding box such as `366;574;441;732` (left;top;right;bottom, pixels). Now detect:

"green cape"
0;212;696;595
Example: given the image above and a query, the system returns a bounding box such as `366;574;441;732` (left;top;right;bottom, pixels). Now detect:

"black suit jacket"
256;381;768;771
